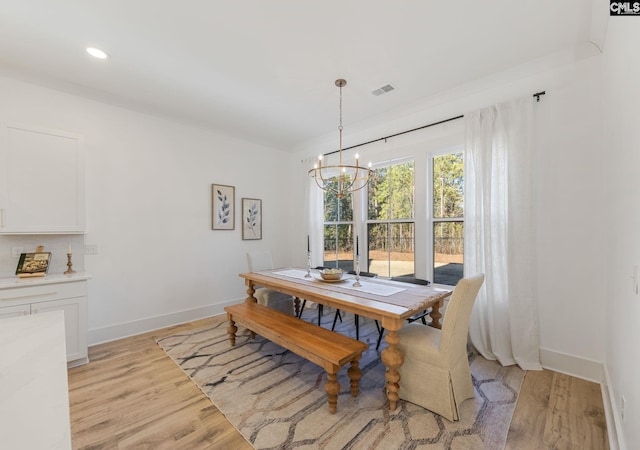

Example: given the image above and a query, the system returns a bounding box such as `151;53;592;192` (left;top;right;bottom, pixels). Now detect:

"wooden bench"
224;302;368;414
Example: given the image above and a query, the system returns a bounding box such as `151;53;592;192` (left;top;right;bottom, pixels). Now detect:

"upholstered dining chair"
246;251;295;315
375;276;431;350
396;273;485;421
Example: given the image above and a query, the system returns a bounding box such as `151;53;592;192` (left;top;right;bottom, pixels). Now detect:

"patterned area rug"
157;307;524;449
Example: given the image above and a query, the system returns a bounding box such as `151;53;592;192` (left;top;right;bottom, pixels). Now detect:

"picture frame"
212;184;235;230
15;252;51;276
242;198;262;240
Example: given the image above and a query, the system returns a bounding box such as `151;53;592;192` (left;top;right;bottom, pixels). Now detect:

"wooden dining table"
239;268;452;410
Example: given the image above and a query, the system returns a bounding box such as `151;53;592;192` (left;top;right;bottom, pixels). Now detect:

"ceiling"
0;1;598;151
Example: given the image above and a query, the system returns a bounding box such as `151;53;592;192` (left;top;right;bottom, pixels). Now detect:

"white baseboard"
87;298;243;346
602;365;625;450
539;347;604;383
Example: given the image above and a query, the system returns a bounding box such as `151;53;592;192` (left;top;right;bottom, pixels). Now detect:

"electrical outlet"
10;246;23;258
84;244;98;255
621;395;626;423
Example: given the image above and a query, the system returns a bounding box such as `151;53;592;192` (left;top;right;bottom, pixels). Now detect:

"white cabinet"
0;275;89;366
0;303;30;320
0;123;85;234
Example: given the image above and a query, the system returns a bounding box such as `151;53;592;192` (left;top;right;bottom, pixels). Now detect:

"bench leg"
324;369;340;414
347;356;363;397
226;314;237;346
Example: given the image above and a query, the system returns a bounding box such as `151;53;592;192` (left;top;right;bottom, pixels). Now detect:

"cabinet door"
0;303;30;320
0;123;85;233
32;297;87;363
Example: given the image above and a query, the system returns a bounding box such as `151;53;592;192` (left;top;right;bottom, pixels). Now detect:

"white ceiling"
0;1;598;150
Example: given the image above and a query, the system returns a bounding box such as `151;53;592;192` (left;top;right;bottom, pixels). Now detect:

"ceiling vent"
371;83;396;96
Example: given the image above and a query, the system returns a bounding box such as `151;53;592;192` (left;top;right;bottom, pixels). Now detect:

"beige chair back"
247;251;275;272
439;273;485;364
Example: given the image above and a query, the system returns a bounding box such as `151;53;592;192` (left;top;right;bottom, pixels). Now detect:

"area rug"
157;308;524;449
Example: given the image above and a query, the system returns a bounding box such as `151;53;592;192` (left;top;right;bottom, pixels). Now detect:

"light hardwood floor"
68;316;609;449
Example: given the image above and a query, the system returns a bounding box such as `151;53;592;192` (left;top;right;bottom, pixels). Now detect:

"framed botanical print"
242;198;262;240
212;184;235;230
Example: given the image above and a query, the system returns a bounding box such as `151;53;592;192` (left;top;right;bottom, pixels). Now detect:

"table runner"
272;269;406;297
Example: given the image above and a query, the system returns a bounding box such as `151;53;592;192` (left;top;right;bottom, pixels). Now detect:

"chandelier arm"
311;167;344;198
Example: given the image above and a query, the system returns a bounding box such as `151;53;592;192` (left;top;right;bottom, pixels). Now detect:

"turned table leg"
347;357;362;397
325;369;340;414
294;297;301;317
226;314;238;346
245;280;257;303
429;298;444;329
380;322;404;411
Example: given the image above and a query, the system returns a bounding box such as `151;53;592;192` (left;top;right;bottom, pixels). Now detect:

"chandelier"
308;79;373;198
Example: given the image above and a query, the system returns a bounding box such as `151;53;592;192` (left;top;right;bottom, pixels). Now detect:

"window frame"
315;131;465;286
322;175;354;270
426;146;464;285
366;157;416;278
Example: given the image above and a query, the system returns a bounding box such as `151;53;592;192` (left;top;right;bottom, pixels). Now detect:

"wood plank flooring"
68;316;609;449
506;369;609;449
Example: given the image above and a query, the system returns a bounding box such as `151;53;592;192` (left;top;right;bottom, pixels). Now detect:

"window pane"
390;162;414;220
368;163;415;220
433;221;464;285
433;153;464;218
323;224;353;271
367;222;414;278
368;167;388;220
324;177;353;222
367;223;388;276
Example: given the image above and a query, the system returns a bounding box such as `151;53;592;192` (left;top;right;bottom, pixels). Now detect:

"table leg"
226;314;237;346
245;280;257;303
347;356;362;397
294;297;301;317
429;298;444;329
380;319;404;411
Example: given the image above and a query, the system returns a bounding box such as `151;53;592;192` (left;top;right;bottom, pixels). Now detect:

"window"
323;177;354;271
431;152;464;285
367;160;415;277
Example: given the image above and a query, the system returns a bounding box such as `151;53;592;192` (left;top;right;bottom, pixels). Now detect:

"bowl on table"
319;268;344;281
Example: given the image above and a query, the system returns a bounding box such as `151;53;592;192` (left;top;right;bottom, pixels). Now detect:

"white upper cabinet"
0;124;85;233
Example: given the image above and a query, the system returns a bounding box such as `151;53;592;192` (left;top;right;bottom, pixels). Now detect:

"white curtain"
465;96;542;371
303;156;324;268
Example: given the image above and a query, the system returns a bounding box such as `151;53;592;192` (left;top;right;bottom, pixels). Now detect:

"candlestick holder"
352;256;361;287
305;251;312;278
64;253;76;275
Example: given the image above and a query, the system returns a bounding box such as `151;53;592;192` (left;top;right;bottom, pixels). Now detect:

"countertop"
0;271;92;289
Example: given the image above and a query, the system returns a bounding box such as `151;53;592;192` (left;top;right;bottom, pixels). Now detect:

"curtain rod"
324;91;546;156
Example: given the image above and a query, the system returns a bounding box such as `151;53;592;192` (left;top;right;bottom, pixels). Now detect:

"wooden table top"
240;268;452;321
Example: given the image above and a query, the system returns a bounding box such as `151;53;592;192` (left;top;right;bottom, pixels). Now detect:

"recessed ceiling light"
86;47;109;59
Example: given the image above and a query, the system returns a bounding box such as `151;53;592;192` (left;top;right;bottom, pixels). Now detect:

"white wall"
602;18;640;450
291;54;607;380
0;76;294;344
